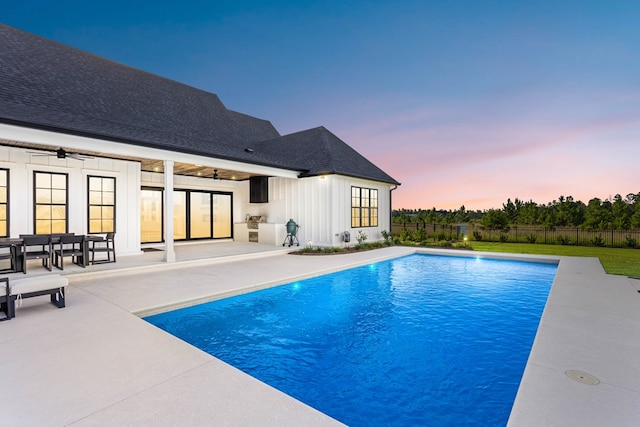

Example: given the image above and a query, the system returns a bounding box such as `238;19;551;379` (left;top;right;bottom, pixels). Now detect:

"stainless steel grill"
246;215;265;242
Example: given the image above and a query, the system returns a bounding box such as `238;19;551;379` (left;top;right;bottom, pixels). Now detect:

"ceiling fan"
28;147;93;161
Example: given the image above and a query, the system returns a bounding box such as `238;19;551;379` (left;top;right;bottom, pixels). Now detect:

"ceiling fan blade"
26;150;54;156
25;148;93;160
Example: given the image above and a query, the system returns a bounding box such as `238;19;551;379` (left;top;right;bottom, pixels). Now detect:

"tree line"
392;193;640;231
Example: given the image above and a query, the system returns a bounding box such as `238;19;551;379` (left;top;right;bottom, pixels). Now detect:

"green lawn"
468;242;640;277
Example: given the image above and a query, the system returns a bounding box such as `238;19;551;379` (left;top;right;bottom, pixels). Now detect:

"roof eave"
298;169;401;186
0;117;303;173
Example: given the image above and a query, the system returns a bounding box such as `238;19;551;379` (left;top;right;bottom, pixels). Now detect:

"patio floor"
1;243;639;426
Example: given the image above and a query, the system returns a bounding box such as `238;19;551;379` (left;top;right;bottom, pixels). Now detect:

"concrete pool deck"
1;245;639;426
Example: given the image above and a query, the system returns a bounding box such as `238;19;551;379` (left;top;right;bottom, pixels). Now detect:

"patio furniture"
53;234;87;270
87;232;116;264
0;275;68;320
0;277;13;320
0;239;21;273
19;234;53;273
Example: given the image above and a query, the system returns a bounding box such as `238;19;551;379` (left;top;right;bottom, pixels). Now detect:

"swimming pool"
145;254;556;426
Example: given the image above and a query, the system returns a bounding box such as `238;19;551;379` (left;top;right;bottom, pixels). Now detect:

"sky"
3;0;640;210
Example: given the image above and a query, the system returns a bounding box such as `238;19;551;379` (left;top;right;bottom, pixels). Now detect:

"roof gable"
258;127;400;185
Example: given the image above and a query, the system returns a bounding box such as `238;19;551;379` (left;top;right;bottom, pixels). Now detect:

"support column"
163;160;176;262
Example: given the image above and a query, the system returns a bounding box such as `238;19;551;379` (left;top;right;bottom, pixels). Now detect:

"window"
351;186;378;228
0;169;8;237
34;171;68;234
88;176;115;233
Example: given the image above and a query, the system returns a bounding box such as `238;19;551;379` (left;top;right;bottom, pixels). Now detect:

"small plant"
356;230;368;244
453;241;472;249
435;231;446;241
379;230;393;246
399;229;411;242
499;233;509;243
590;235;605;247
623;235;638;249
557;235;571;245
472;231;483;241
525;233;538;244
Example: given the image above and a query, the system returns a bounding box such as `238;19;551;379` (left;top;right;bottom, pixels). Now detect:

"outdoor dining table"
0;234;107;273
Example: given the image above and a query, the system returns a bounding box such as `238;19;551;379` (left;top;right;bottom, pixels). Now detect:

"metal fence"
391;222;640;248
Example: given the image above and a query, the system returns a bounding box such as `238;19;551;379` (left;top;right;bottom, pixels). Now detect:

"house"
0;24;399;259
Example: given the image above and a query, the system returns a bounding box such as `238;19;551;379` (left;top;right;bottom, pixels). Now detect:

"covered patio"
1;240;292;279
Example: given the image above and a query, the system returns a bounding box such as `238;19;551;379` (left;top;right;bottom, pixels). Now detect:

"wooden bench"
0;275;68;320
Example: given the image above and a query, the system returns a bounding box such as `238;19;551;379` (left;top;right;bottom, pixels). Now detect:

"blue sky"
4;0;640;209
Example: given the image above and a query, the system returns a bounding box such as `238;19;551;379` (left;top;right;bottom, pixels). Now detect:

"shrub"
414;228;428;242
557;235;571;245
356;230;368;244
525;233;538;243
473;230;483;241
499;233;509;243
299;246;346;254
623;235;638;249
453;241;472;249
590;235;605;247
355;241;385;250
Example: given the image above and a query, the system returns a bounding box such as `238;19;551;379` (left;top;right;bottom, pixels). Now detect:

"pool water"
145;254;556;426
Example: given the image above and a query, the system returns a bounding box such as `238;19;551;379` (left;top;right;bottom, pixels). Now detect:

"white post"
163;160;176;262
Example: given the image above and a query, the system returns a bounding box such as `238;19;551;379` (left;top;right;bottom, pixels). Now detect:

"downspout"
390;185;398;233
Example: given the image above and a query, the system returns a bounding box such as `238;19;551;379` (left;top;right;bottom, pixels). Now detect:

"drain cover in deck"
565;370;600;385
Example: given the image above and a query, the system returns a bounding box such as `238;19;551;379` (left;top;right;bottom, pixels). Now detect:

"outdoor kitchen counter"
233;222;287;246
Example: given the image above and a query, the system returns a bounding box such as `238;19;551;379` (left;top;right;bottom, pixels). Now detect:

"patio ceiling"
0;139;254;181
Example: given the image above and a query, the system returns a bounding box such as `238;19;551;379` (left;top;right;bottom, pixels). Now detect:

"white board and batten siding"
266;175;392;247
0;144;142;257
1;138;391;253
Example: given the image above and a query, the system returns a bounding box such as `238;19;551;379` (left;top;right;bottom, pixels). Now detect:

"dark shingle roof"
257;127;399;185
0;24;399;184
0;24;285;166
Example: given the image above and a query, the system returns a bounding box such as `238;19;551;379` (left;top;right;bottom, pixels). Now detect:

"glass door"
140;188;163;243
213;193;232;238
189;191;212;239
173;190;187;240
140;188;232;243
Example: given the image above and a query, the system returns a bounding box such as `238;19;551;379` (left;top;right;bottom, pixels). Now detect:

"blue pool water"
145;254;556;426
